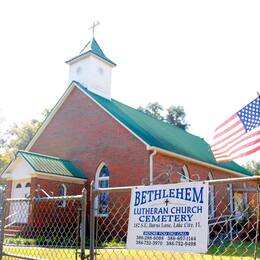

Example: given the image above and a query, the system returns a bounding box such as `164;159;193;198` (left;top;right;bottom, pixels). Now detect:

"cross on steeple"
89;21;100;38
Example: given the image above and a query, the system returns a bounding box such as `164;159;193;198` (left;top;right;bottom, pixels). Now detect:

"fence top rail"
94;176;260;194
6;194;83;202
205;176;260;185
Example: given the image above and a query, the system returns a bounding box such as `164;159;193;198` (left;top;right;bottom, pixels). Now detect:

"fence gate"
0;189;87;260
90;177;260;260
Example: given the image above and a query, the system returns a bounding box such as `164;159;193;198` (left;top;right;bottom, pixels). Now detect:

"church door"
10;180;31;224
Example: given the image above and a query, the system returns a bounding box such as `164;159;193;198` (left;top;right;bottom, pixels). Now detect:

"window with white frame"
58;184;67;207
95;163;109;215
207;172;215;218
180;165;189;182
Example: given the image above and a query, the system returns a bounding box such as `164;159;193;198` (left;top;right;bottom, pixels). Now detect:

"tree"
0;153;11;172
138;102;189;130
0;114;6;147
138;102;164;120
166;106;189;130
5;120;40;153
0;109;50;173
244;160;260;175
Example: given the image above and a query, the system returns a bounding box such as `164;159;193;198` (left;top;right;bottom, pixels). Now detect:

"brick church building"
2;37;252;222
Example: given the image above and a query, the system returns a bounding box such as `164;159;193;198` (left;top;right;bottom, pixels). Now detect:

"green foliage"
4;237;37;246
243;160;260;175
35;236;77;246
100;237;125;248
6;120;40;153
0;109;50;173
138;102;164;120
4;236;77;247
0;153;11;171
138;102;189;130
166;105;189;130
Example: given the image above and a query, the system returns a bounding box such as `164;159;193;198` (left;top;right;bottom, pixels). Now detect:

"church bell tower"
66;23;116;100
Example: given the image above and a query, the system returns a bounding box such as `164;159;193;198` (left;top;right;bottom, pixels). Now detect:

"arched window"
25;183;31;188
58;184;67;207
180;166;189;182
207;172;215;218
95;163;109;215
16;183;22;188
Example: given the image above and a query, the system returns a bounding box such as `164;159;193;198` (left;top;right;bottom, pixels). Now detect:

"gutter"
149;150;157;185
147;146;251;178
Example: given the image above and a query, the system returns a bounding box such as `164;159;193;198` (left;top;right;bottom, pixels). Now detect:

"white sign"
127;182;209;253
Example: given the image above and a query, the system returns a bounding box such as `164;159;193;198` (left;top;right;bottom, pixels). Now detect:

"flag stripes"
211;97;260;162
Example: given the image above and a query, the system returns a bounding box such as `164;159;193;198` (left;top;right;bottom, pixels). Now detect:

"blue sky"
1;0;260;163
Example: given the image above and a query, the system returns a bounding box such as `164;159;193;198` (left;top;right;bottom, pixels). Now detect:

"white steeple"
66;37;116;99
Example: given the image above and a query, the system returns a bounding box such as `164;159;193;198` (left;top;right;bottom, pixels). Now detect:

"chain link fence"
90;176;260;260
0;177;259;259
0;189;87;260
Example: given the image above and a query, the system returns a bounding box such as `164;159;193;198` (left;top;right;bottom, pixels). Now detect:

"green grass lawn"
3;242;260;260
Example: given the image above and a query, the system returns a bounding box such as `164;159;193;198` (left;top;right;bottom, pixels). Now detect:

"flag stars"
237;98;260;132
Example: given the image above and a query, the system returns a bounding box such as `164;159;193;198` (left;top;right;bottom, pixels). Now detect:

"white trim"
2;162;14;177
95;162;109;188
147;146;250;177
208;172;213;180
2;155;34;178
149;150;157;185
6;177;31;182
95;162;109;216
67;52;116;68
32;172;86;184
180;165;190;182
26;82;149;152
58;184;67;207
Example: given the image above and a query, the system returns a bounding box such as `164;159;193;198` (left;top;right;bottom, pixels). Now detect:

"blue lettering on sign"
134;187;204;206
143;231;189;236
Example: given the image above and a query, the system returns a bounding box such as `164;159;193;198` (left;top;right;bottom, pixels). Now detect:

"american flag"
211;97;260;162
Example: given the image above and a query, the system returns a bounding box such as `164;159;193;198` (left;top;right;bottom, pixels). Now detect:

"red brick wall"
30;177;85;198
30;87;150;188
153;153;246;216
28;86;252;220
153;153;238;183
29;177;85;227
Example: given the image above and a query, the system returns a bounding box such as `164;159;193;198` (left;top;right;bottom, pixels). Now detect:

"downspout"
149;149;157;185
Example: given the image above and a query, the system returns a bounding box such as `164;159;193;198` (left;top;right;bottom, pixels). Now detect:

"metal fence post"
228;184;234;241
89;181;96;260
254;185;260;260
0;188;6;260
80;188;87;260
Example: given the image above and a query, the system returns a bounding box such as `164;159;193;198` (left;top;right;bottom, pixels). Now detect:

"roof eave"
147;146;253;177
66;51;116;67
1;153;35;179
33;172;87;182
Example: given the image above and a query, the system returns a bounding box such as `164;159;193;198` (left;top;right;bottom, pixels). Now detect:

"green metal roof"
74;81;253;177
66;37;116;66
17;150;86;179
